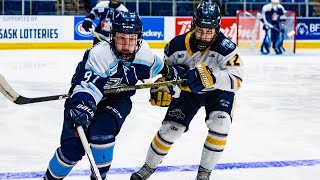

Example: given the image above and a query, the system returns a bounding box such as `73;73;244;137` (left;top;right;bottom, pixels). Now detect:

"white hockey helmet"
271;0;280;4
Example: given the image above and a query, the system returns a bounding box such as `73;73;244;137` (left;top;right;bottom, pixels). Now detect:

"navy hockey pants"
163;90;235;131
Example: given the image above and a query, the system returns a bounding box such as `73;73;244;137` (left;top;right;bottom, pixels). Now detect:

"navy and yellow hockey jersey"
164;31;244;93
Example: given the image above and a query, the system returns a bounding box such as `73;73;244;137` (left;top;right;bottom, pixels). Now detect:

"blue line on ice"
1;159;319;179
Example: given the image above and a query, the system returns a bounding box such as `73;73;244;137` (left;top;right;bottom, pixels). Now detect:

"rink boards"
0;16;320;50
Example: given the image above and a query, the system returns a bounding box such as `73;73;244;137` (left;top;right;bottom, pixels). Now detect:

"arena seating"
0;0;317;16
1;0;56;15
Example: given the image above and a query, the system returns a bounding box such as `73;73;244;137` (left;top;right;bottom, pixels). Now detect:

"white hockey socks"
145;121;185;169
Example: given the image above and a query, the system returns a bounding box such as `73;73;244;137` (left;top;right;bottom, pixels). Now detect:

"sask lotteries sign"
0;16;72;42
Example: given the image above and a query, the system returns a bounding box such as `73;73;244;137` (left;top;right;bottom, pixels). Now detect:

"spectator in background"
82;0;128;45
260;0;286;55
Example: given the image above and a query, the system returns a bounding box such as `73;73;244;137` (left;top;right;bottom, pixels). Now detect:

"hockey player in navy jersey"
82;0;128;45
131;1;243;180
260;0;286;54
42;11;187;180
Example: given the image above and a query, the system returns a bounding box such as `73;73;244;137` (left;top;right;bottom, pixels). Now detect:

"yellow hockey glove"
149;77;173;107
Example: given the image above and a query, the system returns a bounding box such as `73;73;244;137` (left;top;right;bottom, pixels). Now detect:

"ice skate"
130;163;156;180
195;166;212;180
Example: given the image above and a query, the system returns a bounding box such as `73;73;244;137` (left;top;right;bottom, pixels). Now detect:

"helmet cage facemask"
111;31;142;62
191;19;220;50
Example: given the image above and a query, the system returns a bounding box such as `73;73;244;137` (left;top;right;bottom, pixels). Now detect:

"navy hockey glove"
164;64;189;81
82;18;93;32
64;99;97;131
150;77;175;107
182;62;216;93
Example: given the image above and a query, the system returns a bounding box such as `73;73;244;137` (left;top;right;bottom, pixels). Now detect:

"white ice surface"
0;49;319;179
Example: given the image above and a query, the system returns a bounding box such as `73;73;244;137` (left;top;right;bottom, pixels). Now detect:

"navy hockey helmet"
192;1;221;30
191;1;221;49
111;11;143;61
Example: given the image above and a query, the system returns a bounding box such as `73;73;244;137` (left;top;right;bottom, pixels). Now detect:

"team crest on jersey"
168;108;185;119
104;78;123;89
221;39;235;50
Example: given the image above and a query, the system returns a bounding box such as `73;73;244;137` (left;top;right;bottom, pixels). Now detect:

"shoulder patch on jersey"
221;39;235;50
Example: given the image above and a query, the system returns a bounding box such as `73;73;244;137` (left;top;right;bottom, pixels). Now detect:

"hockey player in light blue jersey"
260;0;286;54
131;1;244;180
42;11;188;180
82;0;128;45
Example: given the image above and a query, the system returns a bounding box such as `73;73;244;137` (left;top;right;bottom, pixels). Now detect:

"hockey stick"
0;74;185;105
269;25;295;37
89;28;110;43
103;79;184;93
77;126;102;180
